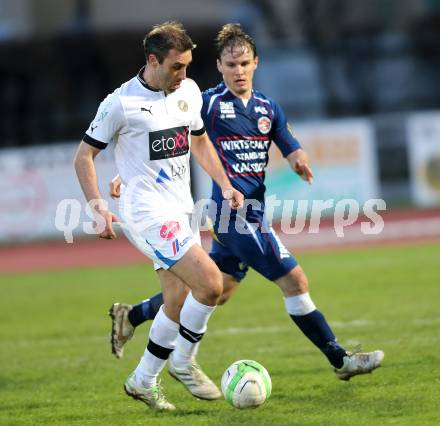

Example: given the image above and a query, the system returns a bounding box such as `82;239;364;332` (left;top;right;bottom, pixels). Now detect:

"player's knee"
203;284;222;304
202;268;223;303
276;265;309;296
217;290;232;305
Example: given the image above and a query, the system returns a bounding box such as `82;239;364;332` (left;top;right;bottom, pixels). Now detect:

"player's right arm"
74;142;119;239
74;91;124;239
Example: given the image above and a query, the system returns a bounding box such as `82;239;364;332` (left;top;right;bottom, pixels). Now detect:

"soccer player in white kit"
74;22;244;411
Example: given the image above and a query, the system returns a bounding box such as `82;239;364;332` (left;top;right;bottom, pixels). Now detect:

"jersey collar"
137;66;161;92
221;81;254;103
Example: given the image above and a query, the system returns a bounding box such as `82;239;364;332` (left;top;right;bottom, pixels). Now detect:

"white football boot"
335;349;385;381
108;303;135;359
124;373;175;411
168;357;222;400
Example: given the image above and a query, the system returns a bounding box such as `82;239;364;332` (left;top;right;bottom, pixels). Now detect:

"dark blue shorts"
209;211;297;282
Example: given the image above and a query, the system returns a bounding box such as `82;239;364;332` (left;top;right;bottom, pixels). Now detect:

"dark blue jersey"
201;82;301;208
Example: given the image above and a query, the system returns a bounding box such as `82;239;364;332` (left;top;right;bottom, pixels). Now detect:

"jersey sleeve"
187;79;205;136
83;91;125;149
271;101;301;157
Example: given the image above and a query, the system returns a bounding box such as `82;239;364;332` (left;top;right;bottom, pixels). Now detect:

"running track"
1;208;439;274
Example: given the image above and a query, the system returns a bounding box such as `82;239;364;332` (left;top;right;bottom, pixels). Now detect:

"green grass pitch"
1;242;439;425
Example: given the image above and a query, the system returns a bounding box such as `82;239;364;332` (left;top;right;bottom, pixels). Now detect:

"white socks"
171;292;216;367
284;292;316;316
134;293;216;387
134;305;179;388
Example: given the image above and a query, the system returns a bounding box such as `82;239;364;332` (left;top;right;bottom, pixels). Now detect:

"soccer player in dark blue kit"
109;23;384;384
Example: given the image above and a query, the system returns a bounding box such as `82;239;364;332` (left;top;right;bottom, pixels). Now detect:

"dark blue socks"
290;310;347;368
128;293;164;327
126;294;347;368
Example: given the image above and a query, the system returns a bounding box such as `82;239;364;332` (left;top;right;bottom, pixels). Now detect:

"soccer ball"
221;360;272;408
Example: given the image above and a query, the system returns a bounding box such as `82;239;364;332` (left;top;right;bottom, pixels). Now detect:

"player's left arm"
191;131;244;209
286;148;313;185
271;102;313;184
191;84;243;209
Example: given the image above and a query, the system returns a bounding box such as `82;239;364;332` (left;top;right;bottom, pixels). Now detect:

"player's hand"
109;174;122;199
294;160;314;184
95;208;119;239
222;188;244;210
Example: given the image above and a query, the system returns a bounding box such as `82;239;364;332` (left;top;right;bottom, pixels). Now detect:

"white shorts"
118;196;200;270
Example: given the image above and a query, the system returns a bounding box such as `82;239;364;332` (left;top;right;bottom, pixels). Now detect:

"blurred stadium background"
0;0;439;270
1;2;440;424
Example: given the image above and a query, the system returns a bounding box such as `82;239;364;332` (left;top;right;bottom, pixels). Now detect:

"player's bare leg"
217;273;239;305
183;273;239;367
124;271;185;410
158;269;189;322
109;270;239;359
166;245;222;400
126;244;222;409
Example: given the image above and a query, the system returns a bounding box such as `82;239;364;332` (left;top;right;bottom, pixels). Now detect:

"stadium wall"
0;143;118;242
1;113;439;243
193;117;380;216
407;111;440;206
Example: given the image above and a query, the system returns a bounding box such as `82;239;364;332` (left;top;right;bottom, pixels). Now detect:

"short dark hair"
215;23;257;59
143;21;196;64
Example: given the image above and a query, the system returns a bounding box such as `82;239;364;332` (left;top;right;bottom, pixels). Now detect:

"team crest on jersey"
258;116;272;134
178;100;188;112
220;101;236;119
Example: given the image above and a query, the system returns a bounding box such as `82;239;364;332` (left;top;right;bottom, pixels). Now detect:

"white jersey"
84;69;205;215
